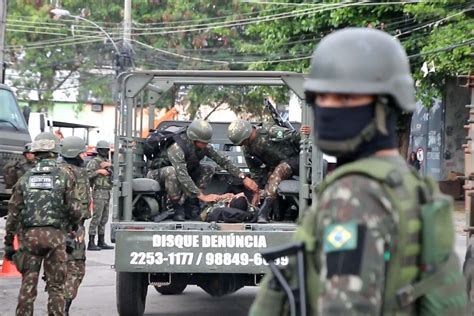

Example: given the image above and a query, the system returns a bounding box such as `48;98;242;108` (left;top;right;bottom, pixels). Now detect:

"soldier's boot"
172;202;185;222
87;235;101;251
98;234;114;250
257;198;275;224
65;299;72;316
184;197;201;220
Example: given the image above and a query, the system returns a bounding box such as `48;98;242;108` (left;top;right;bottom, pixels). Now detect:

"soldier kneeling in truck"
147;119;259;221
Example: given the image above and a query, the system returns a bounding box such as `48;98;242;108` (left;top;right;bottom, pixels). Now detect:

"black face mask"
313;103;397;165
97;149;109;158
64;156;84;167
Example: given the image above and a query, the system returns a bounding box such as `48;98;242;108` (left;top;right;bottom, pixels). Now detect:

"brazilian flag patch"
323;222;357;253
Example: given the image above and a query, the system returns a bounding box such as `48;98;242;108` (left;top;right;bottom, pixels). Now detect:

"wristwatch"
239;173;246;180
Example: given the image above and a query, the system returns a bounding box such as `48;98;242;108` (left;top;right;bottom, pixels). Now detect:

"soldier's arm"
268;125;300;145
204;145;241;178
5;183;24;241
168;143;200;195
86;158;101;181
243;150;264;184
64;169;84;225
316;175;395;315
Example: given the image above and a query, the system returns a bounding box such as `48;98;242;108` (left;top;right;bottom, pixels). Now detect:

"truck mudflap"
113;221;297;274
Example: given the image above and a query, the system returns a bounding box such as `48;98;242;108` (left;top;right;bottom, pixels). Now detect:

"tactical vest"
90;156;112;190
63;164;91;219
250;157;467;316
20;160;68;230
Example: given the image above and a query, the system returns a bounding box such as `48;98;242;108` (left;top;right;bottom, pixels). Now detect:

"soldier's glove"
4;244;16;261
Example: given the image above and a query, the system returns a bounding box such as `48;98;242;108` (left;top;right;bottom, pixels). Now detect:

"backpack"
143;126;187;161
250;157;467;316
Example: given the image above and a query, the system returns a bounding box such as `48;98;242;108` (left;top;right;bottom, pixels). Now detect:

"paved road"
0;209;469;316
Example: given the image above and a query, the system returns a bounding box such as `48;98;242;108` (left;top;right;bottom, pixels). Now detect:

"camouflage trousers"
16;227;67;316
89;197;110;235
265;162;293;199
148;164;215;201
64;260;85;301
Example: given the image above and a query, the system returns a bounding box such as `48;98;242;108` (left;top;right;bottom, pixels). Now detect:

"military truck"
111;71;323;315
0;84;31;217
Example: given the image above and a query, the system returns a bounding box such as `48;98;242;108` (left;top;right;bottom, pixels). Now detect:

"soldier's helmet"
304;28;415;113
96;140;110;149
227;120;253;145
31;139;57;153
61;136;87;158
187;120;213;143
34;132;60;153
23;143;32;154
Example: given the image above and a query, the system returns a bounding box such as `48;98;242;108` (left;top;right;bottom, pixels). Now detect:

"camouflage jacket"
243;124;300;184
87;156;112;199
165;134;241;195
62;163;91;220
5;158;82;241
3;159;36;189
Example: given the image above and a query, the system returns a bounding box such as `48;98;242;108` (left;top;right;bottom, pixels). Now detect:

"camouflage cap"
61;136;86;158
187;120;213;143
228;120;253;145
31;139;57;153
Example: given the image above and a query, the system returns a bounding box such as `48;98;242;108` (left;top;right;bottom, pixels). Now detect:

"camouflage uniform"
3;159;36;189
5;158;82;316
148;133;241;199
242;123;300;199
87;156;112;235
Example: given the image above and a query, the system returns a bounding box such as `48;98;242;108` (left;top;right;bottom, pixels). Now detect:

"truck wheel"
154;283;187;295
116;272;148;316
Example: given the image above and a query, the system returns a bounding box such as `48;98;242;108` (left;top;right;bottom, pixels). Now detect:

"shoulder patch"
323;222;357;253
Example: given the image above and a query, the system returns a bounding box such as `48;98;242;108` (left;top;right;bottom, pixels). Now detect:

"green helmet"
96;140;110;149
23;143;32;154
61;136;86;158
34;132;60;153
186;120;213;143
228;120;253;145
31;139;57;153
304;28;415;112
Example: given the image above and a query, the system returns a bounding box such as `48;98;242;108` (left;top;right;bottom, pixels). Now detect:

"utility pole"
120;0;133;73
0;0;7;84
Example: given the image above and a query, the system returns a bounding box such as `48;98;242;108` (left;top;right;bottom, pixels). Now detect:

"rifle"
264;98;295;131
261;241;307;316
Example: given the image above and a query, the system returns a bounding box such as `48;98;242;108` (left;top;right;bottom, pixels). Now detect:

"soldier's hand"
100;161;112;168
220;193;235;200
197;193;221;203
96;169;109;176
300;125;311;136
243;177;259;192
251;191;260;206
4;244;16;261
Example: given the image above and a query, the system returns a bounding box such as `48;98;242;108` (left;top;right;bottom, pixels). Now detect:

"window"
0;89;27;131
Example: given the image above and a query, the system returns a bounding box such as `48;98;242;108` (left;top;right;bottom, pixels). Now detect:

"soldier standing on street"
60;136;91;315
4;142;36;189
250;28;467;316
86;140;114;251
147;119;259;221
3;134;82;316
227;121;310;223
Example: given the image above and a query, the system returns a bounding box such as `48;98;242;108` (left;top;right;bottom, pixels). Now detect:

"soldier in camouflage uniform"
3;134;82;316
3;142;36;189
228;120;310;223
199;192;257;223
60;136;91;315
250;28;467;316
86;140;114;250
147;120;258;221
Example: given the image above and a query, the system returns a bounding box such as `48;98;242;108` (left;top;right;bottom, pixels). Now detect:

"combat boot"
98;234;114;250
172;202;185;222
65;299;72;316
257;198;275;224
87;235;101;251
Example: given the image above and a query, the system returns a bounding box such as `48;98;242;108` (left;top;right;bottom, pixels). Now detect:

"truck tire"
154;283;187;295
116;272;148;316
